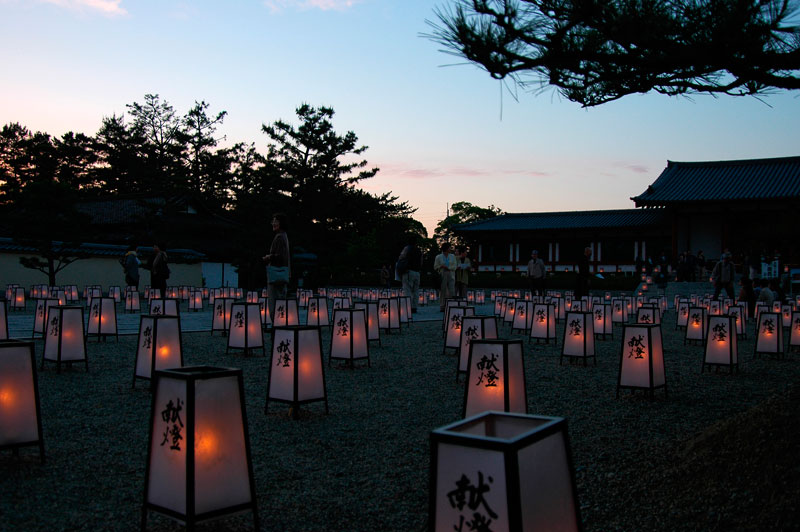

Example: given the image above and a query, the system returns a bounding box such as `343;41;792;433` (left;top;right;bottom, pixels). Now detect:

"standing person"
380;265;390;289
123;245;140;289
454;246;471;299
147;242;169;298
575;247;592;300
711;252;735;300
696;250;706;280
263;213;290;322
397;234;422;313
526;250;546;296
738;277;756;319
434;242;456;311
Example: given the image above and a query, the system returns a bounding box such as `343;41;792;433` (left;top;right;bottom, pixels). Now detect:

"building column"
548;243;553;262
478;244;483;263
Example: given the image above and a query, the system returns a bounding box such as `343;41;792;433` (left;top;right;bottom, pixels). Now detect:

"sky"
2;0;799;236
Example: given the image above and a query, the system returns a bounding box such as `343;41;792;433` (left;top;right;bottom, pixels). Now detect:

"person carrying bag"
263;213;290;320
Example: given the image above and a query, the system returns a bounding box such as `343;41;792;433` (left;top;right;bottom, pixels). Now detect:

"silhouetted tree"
434;201;502;244
429;0;800;106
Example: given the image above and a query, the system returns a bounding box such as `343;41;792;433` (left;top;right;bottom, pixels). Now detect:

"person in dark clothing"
147;242;169;298
122;245;140;289
575;247;592;299
738;277;756;319
398;234;422;312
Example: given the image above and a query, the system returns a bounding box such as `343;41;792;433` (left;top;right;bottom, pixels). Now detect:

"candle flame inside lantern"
0;387;15;408
195;429;219;462
158;346;170;358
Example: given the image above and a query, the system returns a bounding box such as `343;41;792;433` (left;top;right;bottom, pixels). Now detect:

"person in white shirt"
434;242;457;311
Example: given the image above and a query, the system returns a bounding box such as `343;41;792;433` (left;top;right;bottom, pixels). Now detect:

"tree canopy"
434;201;503;245
429;0;800;106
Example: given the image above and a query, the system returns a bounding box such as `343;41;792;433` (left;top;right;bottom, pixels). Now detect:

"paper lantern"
297;289;311;308
593;303;614;339
211;297;235;336
332;297;350;310
86;296;118;342
617;324;667;398
444;306;475;355
754;303;769;323
32;298;59;339
108;286;121;303
65;285;79;303
86;287;101;307
728;304;746;339
188;290;204;312
494;296;505;317
457;316;498;379
378;297;401;333
305;296;330;327
771;301;782;314
142;366;259;530
511;301;533;333
0;340;45;461
266;326;328;418
463;339;527;418
676;300;690;329
271;299;299;328
329;309;370;366
429;411;581;532
636;306;660;325
227;302;265;356
754;312;784;359
781;305;792;328
133;314;183;387
684;307;708;345
42;306;87;372
561;311;595;366
789;311;800;353
703;315;738;373
150;298;180;317
256;297;272;330
502;298;517;326
610;298;628;326
708;300;721;316
11;288;25;311
354;302;381;345
126;290;141;313
529;303;557;345
398;296;412;326
246;291;259;304
553;296;566;320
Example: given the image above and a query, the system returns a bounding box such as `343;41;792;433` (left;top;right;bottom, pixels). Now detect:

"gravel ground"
1;307;798;531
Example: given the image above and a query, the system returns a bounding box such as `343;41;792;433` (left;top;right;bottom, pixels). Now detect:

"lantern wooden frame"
226;302;265;357
126;290;141;313
457;315;498;381
593;303;614;340
610;298;628;326
377;297;401;334
560;311;595;366
529;303;557;345
150;298;180;317
429;411;582;532
636;305;660;325
305;296;330;327
702;315;739;374
133;314;184;388
617;324;667;398
87;296;119;342
32;298;59;339
754;311;784;359
141;366;259;531
266;326;329;418
271;298;299;328
354;302;381;346
684;307;708;345
443;305;475;355
42;306;88;373
0;340;45;462
11;287;26;311
211;297;235;336
462;339;527;418
511;301;533;334
188;290;204;312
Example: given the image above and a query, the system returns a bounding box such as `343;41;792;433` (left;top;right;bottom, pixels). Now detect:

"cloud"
40;0;127;16
376;162;552;181
264;0;360;12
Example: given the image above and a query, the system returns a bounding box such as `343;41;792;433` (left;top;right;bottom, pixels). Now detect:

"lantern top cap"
154;366;241;380
432;412;566;446
0;339;35;349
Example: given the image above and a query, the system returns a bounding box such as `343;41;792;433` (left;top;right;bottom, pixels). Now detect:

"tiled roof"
632;156;800;206
454;209;667;232
74;197;168;225
0;238;205;260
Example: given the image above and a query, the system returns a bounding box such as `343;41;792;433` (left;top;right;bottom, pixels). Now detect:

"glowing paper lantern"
703;315;738;373
32;298;59;339
133;314;183;387
0;340;45;461
11;288;25;311
676;300;690;329
430;411;581;532
305;296;330;327
353;302;381;345
617;324;667;397
150;298;180;317
42;306;87;372
511;301;533;333
86;296;118;342
227;302;265;356
593;303;613;339
378;297;401;333
684;307;708;345
329;308;370;366
332;297;350;310
398;296;412;326
611;298;628;325
561;311;595;366
142;366;259;530
636;306;660;325
789;311;800;353
189;290;204;312
266;326;328;418
125;288;141;313
754;312;784;359
211;297;235;335
271;299;299;328
108;285;121;303
65;285;79;303
297;289;311;308
463;339;527;418
728;304;746;339
494;296;505;317
444;306;475;355
708;300;721;316
457;316;498;379
529;303;557;345
502;297;517;326
781;305;792;328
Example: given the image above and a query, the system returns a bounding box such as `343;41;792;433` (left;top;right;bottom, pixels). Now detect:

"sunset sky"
2;0;799;235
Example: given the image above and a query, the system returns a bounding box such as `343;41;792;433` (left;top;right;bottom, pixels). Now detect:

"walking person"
527;250;545;296
434;242;456;311
711;252;735;301
397;234;422;313
263;213;290;322
122;244;140;289
575;247;592;300
454;246;471;299
147;242;169;298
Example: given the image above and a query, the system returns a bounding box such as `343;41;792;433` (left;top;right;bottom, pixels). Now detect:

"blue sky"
2;0;799;235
